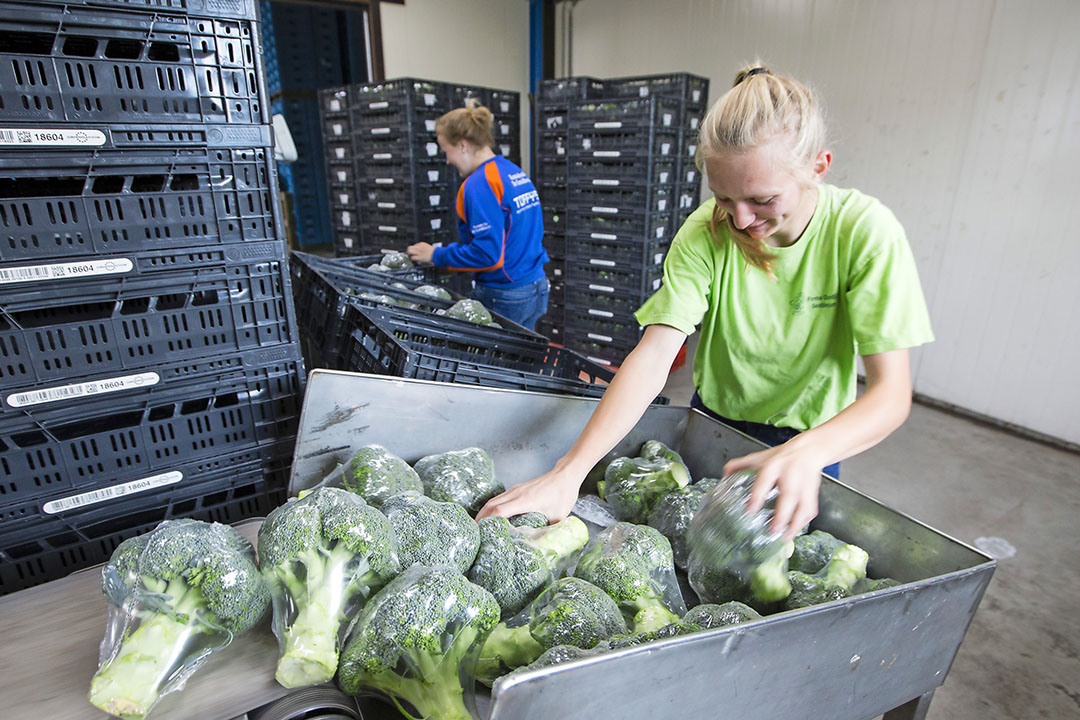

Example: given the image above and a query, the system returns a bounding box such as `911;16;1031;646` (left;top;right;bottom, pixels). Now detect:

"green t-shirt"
635;184;934;431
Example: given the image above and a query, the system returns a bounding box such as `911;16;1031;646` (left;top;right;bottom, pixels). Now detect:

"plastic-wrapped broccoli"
445;298;493;325
647;476;721;569
510;512;550;529
784;543;869;610
258;488;401;688
573;522;686;632
469;515;590;619
380;251;414;270
89;519;270;719
598;440;692;524
854;576;901;593
683;601;761;629
381;491;480;574
510;642;612;675
476;577;627;684
789;529;847;574
412;284;453;302
607;620;701;649
413;447;504;515
366;263;389;273
337;565;500;720
317;445;424;509
687;539;795;612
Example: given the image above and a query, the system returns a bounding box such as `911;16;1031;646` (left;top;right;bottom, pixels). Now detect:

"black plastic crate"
360;160;457;187
677;130;700;167
319;86;352;118
360;182;453;212
534;156;568;186
328;185;360;211
564;308;644;348
489;90;520;117
448;85;490;109
570;98;682;130
364;205;453;235
567;184;674;217
326;160;357;186
491;118;518;140
676;183;704;215
0;3;266;126
0;250;297;390
340;304;614;395
0;446;290;595
546;256;565;283
561;330;638;369
323;120;353;144
681;105;706;135
568;157;677;187
351;135;444;165
65;0;260;21
565;257;664;297
536;105;569;132
353;78;448;110
537;77;606;101
0;123;273;152
543;232;566;261
329;207;361;232
291;250;427;283
351;104;445;135
0;354;300;512
679;164;702;187
602;73;709;107
566;208;674;243
563;283;651;317
537;180;566;206
538;134;569;158
0;147;279;262
569;128;680;160
565;234;670;270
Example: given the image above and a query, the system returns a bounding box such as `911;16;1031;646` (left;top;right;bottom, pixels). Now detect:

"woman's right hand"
475;464;583;523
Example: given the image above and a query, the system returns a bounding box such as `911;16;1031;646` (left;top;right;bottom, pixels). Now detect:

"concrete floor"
661;339;1080;720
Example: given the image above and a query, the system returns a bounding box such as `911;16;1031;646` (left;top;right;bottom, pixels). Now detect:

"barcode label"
0;127;107;147
592;179;619;186
594;121;622;129
592;206;619;215
589;284;615;293
588;332;613;342
377;202;396;209
7;372;160;408
594;150;621;158
373;153;392;160
588;308;614;318
42;471;183;514
0;258;133;285
370;101;389;110
371;127;391;135
375;178;394;185
379;225;398;232
589;258;616;267
591;233;617;240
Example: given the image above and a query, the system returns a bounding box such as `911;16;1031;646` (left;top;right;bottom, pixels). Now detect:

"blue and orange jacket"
431;156;548;287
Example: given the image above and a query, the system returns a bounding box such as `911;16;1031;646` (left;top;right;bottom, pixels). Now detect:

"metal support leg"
882;689;936;720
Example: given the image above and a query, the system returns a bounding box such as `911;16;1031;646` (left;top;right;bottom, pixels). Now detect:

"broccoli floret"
785;543;869;610
445;298;492;325
647;476;721;569
413;447;505;515
683;601;761;629
598;441;691;524
337;565;500;720
608;620;700;649
853;576;901;594
89;519;269;718
510;642;612;675
329;445;424;509
381;491;480;574
476;577;627;683
510;512;550;529
573;522;685;632
257;488;401;688
380;251;414;270
413;284;453;301
687;539;794;612
469;515;590;619
789;530;847;573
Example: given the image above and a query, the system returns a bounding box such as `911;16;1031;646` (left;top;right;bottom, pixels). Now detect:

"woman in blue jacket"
406;102;549;329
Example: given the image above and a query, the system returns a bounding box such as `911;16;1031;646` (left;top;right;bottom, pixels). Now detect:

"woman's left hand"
723;436;828;541
406;242;435;264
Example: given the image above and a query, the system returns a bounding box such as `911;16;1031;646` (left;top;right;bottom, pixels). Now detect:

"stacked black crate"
0;0;303;593
319;86;365;256
532;78;606;342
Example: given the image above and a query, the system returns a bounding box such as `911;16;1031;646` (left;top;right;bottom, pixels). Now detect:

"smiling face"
705;137;830;247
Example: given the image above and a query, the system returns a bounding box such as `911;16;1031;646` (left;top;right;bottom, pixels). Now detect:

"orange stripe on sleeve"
484;161;505;207
456;183;466;223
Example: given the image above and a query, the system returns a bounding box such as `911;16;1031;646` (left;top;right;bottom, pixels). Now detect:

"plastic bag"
337;565;501;720
413;447;504;515
380;251;414;270
597;440;692;524
413;284;453;301
89;519;270;719
312;445;423;509
258;488;401;688
381;491;481;574
646;476;721;569
444;298;492;325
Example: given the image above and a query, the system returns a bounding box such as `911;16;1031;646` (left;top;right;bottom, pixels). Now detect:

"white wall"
555;0;1080;444
379;0;531;167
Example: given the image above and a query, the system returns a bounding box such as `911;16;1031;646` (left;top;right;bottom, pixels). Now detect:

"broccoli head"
413;284;453;302
413;447;504;515
337;565;500;720
89;519;269;719
597;441;692;524
785;543;869;610
854;576;901;594
381;491;480;574
444;298;493;325
468;515;590;619
510;512;550;529
476;577;627;683
647;476;721;569
683;601;762;629
687;539;794;613
510;643;612;675
257;488;401;688
789;530;847;574
329;445;424;509
380;251;414;270
607;620;701;649
572;522;685;632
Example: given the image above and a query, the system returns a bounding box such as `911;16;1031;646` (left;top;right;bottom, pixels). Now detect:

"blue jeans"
472;277;550;330
691;392;841;478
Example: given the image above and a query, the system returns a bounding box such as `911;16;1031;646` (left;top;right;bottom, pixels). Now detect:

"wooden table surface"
0;520;292;720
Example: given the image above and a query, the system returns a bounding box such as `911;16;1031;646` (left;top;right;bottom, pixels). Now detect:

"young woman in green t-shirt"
477;64;931;540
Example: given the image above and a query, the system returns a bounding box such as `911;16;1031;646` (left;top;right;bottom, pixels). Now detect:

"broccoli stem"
477;623;545;682
629;601;681;633
528;517;589;560
89;579;208;719
377;630;485;720
276;545;367;688
749;540;795;603
822;545;869;590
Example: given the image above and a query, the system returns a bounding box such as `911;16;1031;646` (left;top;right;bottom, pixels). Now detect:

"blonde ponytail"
435;98;495;149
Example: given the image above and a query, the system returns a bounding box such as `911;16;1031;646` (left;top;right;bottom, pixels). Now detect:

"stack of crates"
535;73;708;366
0;0;304;594
318;78;522;258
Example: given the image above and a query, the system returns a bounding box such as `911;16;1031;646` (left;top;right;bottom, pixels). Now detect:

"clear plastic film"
468;515;590;620
380;251;414;270
598;440;692;524
413;284;453;301
475;576;626;686
413;447;504;515
443;298;493;325
647;476;721;570
381;491;481;574
257;487;401;689
572;522;687;633
89;519;270;720
337;565;501;720
311;445;423;509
